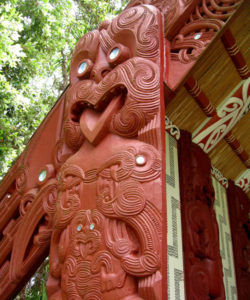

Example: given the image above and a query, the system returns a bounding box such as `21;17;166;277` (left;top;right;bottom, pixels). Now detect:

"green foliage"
0;0;129;180
14;257;49;300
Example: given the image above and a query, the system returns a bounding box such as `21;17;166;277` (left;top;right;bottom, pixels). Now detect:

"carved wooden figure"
178;131;225;300
46;5;166;300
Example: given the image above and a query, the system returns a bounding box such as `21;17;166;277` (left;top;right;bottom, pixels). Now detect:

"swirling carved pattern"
108;6;160;62
193;79;250;153
47;4;164;299
53;139;74;170
99;146;161;181
70;30;100;85
171;0;243;63
96;146;162;277
171;19;222;63
65;5;162;142
34;179;58;246
64;118;85;151
68;57;160;138
48;144;163;298
9;177;58;286
125;0;194;39
15;166;28;194
19;188;38;216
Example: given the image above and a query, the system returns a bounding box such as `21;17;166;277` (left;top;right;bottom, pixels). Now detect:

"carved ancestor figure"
47;5;165;300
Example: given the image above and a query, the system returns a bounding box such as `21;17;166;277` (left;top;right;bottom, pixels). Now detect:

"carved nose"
90;47;111;83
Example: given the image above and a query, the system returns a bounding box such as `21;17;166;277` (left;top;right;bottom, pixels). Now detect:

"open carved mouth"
70;85;126;123
70;87;126;145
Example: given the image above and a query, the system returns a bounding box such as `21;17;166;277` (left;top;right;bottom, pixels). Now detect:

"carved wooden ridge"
0;4;167;300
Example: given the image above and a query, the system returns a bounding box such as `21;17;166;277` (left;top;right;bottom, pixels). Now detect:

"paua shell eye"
78;62;87;74
77;59;93;78
109;48;120;60
107;43;131;67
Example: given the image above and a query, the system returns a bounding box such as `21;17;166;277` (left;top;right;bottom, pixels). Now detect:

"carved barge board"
227;181;250;300
178;130;225;300
0;94;66;299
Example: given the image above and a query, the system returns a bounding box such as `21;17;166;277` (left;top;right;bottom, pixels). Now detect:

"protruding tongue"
80;94;123;145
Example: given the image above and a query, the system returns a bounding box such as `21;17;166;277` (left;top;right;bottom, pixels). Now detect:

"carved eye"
77;59;93;78
109;48;120;60
107;43;131;67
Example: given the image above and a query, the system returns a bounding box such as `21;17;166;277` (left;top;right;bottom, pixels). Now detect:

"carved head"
64;5;161;149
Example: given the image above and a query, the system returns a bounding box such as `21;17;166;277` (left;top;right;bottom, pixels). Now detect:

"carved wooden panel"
178;130;225;300
166;0;243;90
0;96;66;299
227;180;250;300
193;78;250;153
46;5;166;300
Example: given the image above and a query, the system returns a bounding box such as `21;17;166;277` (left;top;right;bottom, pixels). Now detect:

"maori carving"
178;131;225;300
15;165;28;195
170;0;243;63
227;181;250;300
125;0;195;38
193;78;250;153
10;178;58;283
47;4;165;300
0;91;66;299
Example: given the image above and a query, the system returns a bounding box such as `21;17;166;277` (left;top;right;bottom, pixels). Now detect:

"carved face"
64;5;161;149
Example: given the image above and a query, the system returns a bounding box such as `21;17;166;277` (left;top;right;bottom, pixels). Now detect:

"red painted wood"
184;76;217;117
227;180;250;300
221;29;250;80
193;79;250;153
178;130;225;300
167;0;243;90
46;5;167;300
224;131;250;168
0;95;66;300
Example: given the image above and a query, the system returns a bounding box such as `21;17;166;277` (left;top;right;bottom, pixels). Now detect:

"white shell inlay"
109;47;120;60
38;169;47;182
194;33;202;40
136;155;146;166
78;62;87;74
